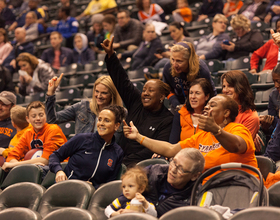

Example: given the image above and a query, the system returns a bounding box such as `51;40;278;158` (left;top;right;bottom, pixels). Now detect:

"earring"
223;118;227;126
160;99;163;103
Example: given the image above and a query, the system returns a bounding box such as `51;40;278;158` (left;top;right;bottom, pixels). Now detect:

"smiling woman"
45;75;123;136
163;41;216;111
102;37;174;166
49;105;126;189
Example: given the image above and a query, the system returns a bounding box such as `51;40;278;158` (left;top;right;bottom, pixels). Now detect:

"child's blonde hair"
121;166;148;192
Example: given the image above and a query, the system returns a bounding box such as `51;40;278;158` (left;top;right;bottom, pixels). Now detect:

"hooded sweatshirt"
73;33;95;64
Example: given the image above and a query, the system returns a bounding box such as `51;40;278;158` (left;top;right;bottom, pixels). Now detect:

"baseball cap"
0;91;16;105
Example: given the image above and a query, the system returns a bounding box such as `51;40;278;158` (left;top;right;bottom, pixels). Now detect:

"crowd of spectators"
2;0;280;218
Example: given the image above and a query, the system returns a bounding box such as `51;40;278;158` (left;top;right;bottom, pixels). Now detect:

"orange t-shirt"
7;123;67;162
179;106;202;141
223;1;244;17
179;7;192;23
235;106;259;140
180;122;258;182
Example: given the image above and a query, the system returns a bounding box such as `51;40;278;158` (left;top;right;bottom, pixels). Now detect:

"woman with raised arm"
123;94;258;181
45;75;122;135
101;37;174;166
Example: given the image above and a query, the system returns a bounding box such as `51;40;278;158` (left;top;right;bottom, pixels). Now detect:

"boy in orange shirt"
2;101;67;171
172;0;192;23
1;106;31;159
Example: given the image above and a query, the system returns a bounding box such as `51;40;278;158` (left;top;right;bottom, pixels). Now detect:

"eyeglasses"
170;158;192;175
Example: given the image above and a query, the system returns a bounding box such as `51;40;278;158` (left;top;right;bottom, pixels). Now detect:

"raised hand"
271;29;280;48
47;73;63;96
101;36;114;58
123;120;139;140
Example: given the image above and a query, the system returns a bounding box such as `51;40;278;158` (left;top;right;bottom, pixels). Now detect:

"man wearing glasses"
144;148;205;218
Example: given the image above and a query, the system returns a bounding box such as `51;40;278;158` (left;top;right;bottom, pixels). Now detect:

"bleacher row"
0;156;279;220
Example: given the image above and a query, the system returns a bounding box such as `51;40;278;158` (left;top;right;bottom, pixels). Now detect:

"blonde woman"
162;41;216;111
221;14;263;60
46;75;123;134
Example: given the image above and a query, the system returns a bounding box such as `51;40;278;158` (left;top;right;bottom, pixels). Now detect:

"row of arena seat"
0;160;279;220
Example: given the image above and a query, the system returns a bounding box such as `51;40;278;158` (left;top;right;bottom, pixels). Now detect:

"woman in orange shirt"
123;94;258;181
223;0;244;18
169;78;215;143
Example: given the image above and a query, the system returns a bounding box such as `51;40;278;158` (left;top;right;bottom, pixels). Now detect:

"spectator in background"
0;0;15;26
17;53;55;96
50;0;77;27
136;0;165;23
250;18;280;74
3;27;34;73
117;23;162;70
113;10;143;51
238;0;269;21
41;31;74;70
76;0;117;21
102;14;116;40
1;106;31;159
264;0;280;24
6;0;23;9
172;0;192;23
196;14;230;60
47;6;79;48
0;65;14;92
0;91;16;152
221;14;263;60
87;18;105;54
0;28;13;65
23;11;45;41
73;33;95;64
197;0;224;22
223;0;243;18
8;0;45;31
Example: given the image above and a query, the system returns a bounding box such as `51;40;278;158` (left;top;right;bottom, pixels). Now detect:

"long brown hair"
221;70;255;112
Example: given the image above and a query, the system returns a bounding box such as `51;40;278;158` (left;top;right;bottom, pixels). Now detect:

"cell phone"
223;40;230;45
18;70;28;76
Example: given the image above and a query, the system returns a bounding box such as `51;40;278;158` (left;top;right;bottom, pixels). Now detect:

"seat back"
41;162;68;189
256;156;276;180
0;207;42;220
111;213;158;220
136;158;169;168
228;207;280;220
37;180;94;218
159;206;222;220
0;182;45;211
58;122;75;138
116;163;127;180
87;180;122;220
268;181;280;207
42;207;96;220
1;164;42;190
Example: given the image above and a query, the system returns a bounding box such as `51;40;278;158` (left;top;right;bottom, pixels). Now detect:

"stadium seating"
0;182;45;211
87;180;122;220
0;207;42;220
42;207;96;220
136;158;169;167
0;164;42;190
37;180;94;218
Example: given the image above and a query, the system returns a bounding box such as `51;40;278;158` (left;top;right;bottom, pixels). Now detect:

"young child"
1;106;31;158
73;33;95;65
172;0;192;23
2;101;67;171
105;167;157;218
223;0;243;18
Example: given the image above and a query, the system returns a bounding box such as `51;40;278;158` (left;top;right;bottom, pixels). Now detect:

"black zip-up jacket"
144;164;198;218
